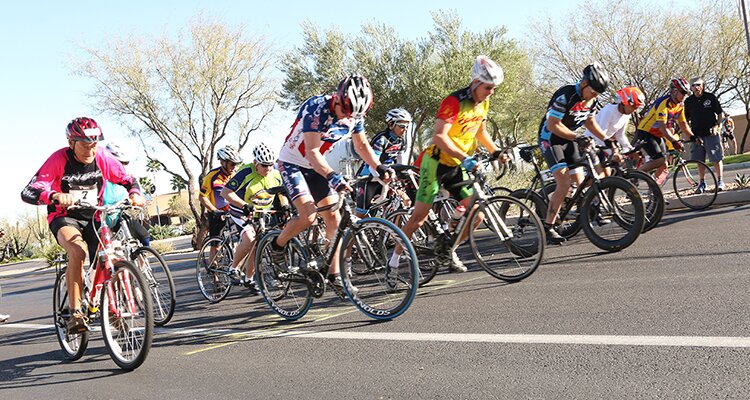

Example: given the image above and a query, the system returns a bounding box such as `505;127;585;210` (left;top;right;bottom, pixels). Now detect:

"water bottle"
448;205;466;232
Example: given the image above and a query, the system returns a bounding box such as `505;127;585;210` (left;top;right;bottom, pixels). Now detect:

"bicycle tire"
131;246;176;326
509;188;547;221
52;267;89;360
195;237;233;303
386;209;439;286
100;260;154;371
618;169;664;232
581;177;644;252
469;195;545;282
341;218;418;320
673;160;718;210
254;231;313;321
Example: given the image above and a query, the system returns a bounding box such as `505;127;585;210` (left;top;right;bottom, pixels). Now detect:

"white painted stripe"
5;323;750;348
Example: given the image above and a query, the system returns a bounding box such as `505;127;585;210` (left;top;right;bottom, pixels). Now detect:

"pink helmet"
66;117;104;142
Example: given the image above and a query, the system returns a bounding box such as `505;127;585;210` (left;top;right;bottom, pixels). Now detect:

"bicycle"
253;182;419;321
52;199;154;371
113;209;176;326
388;155;546;286
511;139;645;252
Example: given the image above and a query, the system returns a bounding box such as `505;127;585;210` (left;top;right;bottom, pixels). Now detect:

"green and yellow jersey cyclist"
395;55;509;273
220;143;283;290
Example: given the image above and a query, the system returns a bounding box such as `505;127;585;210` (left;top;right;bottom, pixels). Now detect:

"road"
2;203;750;399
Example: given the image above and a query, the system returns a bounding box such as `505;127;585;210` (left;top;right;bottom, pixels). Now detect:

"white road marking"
4;323;750;348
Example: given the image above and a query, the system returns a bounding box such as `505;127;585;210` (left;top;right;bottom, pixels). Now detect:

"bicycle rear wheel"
619;169;664;232
542;183;582;238
195;237;233;303
469;196;545;282
52;267;89;360
100;260;154;371
254;232;312;321
341;218;418;320
387;209;439;286
131;246;176;326
673;160;717;210
582;177;644;252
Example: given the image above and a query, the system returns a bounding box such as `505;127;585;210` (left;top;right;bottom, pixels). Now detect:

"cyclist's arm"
303;131;337;178
220;186;246;209
475;121;499;155
21;149;65;206
655;121;681;144
583;117;608;142
677;120;695;140
199;175;217;212
351;132;386;176
547;116;577;141
433;119;469;160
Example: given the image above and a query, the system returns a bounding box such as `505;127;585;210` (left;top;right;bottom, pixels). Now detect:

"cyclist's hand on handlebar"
490;150;510;164
673;140;684;151
461;156;478;171
52;193;75;208
242;203;253;217
376;164;395;183
326;171;351;193
129;193;145;207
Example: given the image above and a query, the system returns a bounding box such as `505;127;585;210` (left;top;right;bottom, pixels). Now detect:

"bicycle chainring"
306;270;326;298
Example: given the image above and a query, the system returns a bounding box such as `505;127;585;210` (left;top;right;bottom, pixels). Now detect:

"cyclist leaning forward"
21;117;144;333
268;73;395;295
538;63;612;244
394;55;509;272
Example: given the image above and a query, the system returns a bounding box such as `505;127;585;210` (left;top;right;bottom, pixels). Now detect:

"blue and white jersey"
357;129;405;177
538;83;600;145
278;94;366;169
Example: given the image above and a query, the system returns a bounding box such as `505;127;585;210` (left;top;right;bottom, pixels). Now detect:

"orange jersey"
637;94;686;138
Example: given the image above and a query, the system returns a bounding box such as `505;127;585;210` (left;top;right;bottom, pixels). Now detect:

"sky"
4;0;726;224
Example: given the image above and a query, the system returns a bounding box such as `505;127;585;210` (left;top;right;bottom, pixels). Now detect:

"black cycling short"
50;216;100;263
207;211;227;237
539;139;581;172
355;180;383;214
635;130;665;160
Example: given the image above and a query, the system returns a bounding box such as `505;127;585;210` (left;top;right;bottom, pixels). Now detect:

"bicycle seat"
518;146;537;163
391;164;418;174
266;186;288;196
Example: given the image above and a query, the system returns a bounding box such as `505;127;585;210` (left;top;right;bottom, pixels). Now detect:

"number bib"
69;184;97;204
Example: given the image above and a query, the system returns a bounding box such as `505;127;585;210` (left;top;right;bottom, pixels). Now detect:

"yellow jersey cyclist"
538;63;611;244
200;145;242;264
635;77;696;183
395;55;509;273
220;143;283;292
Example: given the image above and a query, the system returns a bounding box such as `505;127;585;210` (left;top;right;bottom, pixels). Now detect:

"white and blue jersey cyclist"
354;129;405;214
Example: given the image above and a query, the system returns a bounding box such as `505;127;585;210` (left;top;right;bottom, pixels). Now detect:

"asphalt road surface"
2;203;750;399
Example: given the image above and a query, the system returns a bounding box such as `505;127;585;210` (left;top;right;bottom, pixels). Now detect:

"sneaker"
545;225;566;245
655;169;669;186
66;310;90;334
328;275;359;299
0;313;9;323
242;278;259;295
228;267;242;281
448;251;467;273
717;180;725;191
595;214;612;226
385;259;399;290
695;181;706;194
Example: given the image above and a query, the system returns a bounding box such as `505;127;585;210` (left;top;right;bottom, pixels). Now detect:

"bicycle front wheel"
131;246;176;326
195;237;233;303
341;218;418;320
469;196;545;282
673;160;718;210
52;267;89;360
100;260;154;371
386;208;439;287
254;232;313;321
582;177;644;252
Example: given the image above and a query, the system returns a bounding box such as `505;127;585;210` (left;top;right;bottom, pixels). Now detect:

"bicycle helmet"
385;108;413;125
66;117;104;143
335;73;373;119
470;55;504;86
217;145;242;163
616;86;645;108
252;142;275;165
582;63;610;93
670;77;690;94
105;142;130;164
723;117;734;131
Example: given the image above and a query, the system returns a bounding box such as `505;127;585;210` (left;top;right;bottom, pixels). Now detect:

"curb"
664;188;750;211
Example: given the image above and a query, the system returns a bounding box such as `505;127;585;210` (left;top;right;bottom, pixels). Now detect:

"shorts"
415;152;472;204
691;134;724;163
207;211;227;237
539;138;581;172
228;214;255;236
278;161;335;204
634;130;665;160
355;180;383;214
49;216;100;263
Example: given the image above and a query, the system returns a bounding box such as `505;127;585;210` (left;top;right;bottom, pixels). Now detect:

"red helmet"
670;77;690;94
66;117;104;142
334;74;373;119
617;86;645;108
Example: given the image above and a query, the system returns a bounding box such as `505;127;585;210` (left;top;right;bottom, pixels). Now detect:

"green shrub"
150;241;174;255
149;224;176;241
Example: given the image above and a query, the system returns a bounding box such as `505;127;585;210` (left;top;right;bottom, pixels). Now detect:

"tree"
138;176;155;195
170;175;188;193
78;17;278;247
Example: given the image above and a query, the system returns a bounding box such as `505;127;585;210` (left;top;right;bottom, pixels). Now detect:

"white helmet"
336;74;374;119
217;146;242;163
385;108;413;125
106;142;129;164
470;55;504;86
252;142;275;165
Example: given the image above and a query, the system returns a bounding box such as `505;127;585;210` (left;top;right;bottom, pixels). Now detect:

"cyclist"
21;117;143;333
270;73;394;295
582;86;646;176
102;142;152;247
220;142;283;291
538;63;611;244
721;115;737;155
395;55;509;272
199;145;242;265
354;107;413;217
0;228;8;323
635;77;696;185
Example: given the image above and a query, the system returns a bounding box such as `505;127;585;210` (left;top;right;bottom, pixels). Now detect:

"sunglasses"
258;163;274;168
691;84;703;87
395;123;409;129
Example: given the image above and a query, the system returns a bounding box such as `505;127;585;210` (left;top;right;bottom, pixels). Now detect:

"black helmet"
582;62;610;93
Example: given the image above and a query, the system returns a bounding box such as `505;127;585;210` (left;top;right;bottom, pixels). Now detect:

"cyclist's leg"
354;180;380;218
540;139;571;226
128;219;151;247
395;154;440;256
635;131;667;177
444;165;475;243
274;162;326;248
317;195;342;275
229;215;254;271
207;212;225;264
51;218;89;328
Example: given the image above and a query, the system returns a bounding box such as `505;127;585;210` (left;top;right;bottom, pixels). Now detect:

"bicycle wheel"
509;188;547;221
581;177;644;252
131;246;176;326
100;260;154;371
387;208;439;286
673;160;718;210
469;196;545;282
618;169;664;232
52;267;89;360
195;237;233;303
341;218;418;320
542;183;582;238
254;232;313;321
